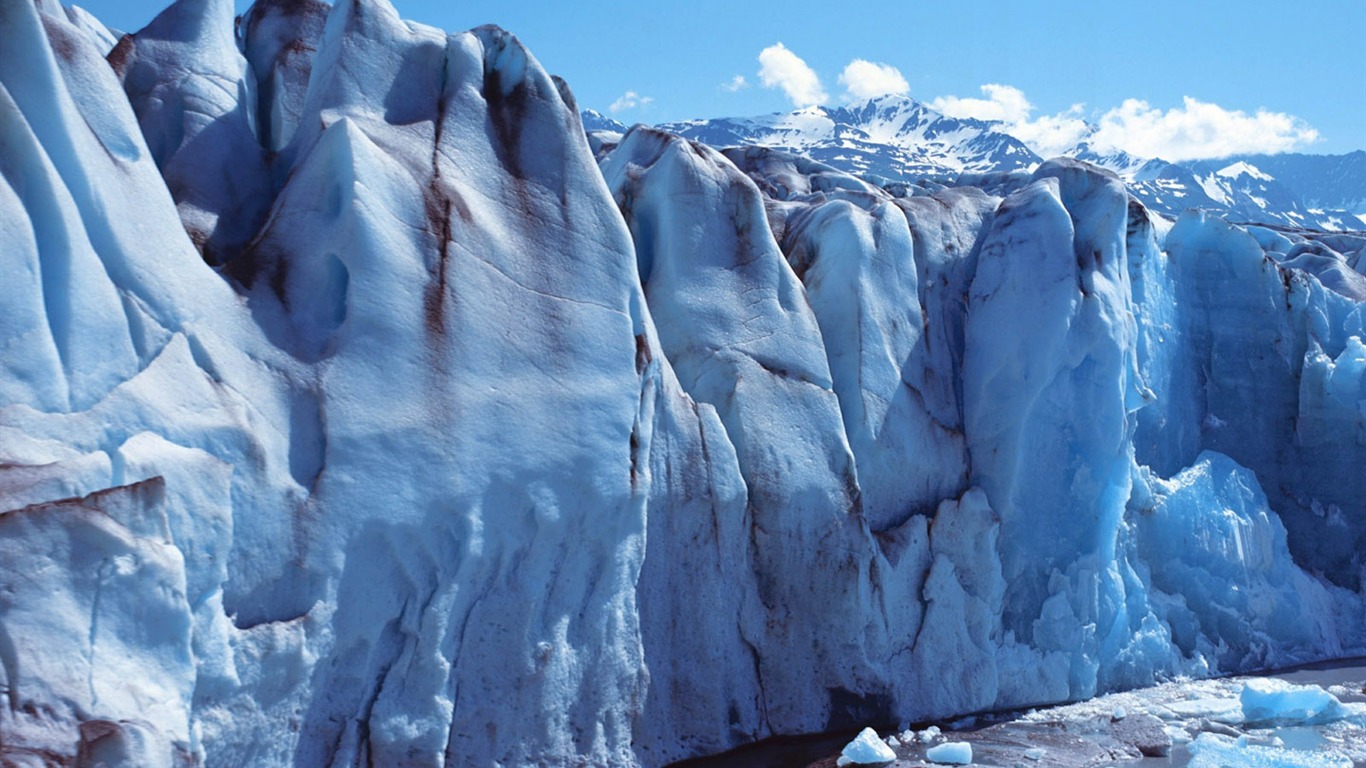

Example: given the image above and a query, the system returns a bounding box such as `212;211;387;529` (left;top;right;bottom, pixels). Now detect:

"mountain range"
585;95;1366;232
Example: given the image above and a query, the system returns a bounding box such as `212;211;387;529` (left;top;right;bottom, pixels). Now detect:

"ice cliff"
2;0;1365;766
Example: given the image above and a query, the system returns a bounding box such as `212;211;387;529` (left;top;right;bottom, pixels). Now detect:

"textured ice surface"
1240;679;1357;726
924;741;973;764
112;0;273;264
1187;733;1352;768
1135;452;1343;671
3;0;1366;765
839;727;896;764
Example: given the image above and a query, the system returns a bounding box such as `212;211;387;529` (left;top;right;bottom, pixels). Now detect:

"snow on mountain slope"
631;101;1361;233
1227;150;1366;216
3;1;1366;766
1055;141;1363;232
659;94;1041;183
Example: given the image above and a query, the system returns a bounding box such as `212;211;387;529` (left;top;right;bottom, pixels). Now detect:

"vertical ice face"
0;481;196;768
111;0;273;265
602;127;883;735
1159;213;1366;587
962;160;1146;694
0;4;307;762
771;178;965;526
1135;452;1343;669
630;337;767;761
238;0;330;153
909;488;1005;716
239;3;659;765
0;1;142;413
892;186;1000;483
1128;200;1203;477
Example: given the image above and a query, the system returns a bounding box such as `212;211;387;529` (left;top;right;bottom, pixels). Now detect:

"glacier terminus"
1;0;1365;766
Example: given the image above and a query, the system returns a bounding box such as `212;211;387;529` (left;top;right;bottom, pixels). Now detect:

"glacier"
1;0;1365;766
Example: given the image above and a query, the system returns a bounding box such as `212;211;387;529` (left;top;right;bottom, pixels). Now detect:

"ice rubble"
852;669;1366;767
1187;734;1352;768
1;0;1365;766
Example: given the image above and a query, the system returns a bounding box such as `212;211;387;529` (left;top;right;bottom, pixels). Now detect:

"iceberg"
1240;679;1357;726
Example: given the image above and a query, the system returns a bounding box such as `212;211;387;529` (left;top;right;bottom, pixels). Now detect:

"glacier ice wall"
2;0;1365;765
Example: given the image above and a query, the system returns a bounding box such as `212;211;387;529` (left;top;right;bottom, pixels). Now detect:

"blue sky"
78;0;1366;156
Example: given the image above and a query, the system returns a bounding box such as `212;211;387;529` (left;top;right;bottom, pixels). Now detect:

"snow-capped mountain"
1183;155;1366;231
582;107;626;135
652;94;1041;182
596;99;1364;232
1074;146;1363;231
1223;151;1366;219
4;1;1366;767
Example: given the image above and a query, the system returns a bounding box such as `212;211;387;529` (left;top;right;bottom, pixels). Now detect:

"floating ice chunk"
1240;679;1352;726
1113;706;1127;720
885;735;899;747
1023;747;1046;760
1187;732;1351;768
840;727;896;764
925;741;973;764
1164;697;1242;722
919;725;942;742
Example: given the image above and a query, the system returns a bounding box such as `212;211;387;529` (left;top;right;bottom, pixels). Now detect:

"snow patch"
1217;160;1273;181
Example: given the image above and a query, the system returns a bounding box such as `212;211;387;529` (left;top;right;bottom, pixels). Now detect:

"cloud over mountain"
838;59;909;102
758;42;827;107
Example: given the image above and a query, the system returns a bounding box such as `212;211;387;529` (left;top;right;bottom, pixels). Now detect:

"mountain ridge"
586;96;1366;232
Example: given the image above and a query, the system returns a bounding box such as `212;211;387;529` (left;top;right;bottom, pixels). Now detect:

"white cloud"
758;43;827;107
1089;96;1319;161
930;83;1033;123
927;84;1318;161
721;75;749;93
609;90;653;114
1007;105;1090;159
930;84;1087;158
838;59;909;102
